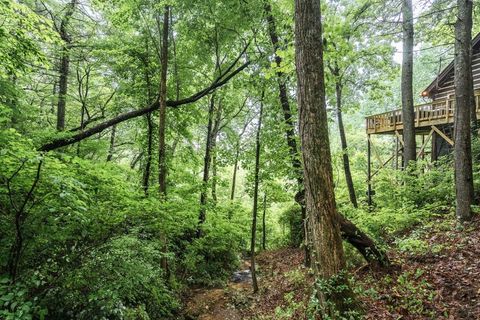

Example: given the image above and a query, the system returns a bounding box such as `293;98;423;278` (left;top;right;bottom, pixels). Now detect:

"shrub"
42;235;179;320
278;205;303;247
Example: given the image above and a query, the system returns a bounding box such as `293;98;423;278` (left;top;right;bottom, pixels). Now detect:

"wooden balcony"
366;93;480;134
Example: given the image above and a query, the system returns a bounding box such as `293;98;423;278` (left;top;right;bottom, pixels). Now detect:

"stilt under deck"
365;93;480;206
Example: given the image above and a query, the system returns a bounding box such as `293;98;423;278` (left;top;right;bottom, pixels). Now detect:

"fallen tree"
295;190;389;268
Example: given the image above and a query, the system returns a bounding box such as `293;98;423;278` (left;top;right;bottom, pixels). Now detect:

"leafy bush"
0;277;47;320
341;159;454;243
42;235;179;320
0;131;181;318
373;160;454;211
183;211;246;286
307;273;362;320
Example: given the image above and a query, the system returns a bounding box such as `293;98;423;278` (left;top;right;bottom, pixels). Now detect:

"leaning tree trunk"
264;0;309;266
295;0;356;315
454;0;474;222
335;81;358;208
401;0;416;166
158;6;170;198
250;98;263;294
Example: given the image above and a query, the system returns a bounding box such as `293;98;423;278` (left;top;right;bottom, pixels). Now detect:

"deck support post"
421;135;425;160
431;130;438;162
395;135;399;170
367;134;373;207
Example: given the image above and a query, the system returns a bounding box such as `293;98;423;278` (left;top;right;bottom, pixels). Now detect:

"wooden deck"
366;93;480;134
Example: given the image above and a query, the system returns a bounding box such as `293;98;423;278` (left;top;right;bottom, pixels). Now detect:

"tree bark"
250;98;263;294
264;0;309;267
335;81;358;208
401;0;416;165
266;0;386;269
454;0;474;222
337;214;388;268
56;0;77;131
295;0;355;314
158;6;170;198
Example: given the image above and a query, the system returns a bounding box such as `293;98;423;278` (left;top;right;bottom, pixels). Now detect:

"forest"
2;0;480;319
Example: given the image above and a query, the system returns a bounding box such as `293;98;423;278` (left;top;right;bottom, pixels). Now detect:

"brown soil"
181;215;480;319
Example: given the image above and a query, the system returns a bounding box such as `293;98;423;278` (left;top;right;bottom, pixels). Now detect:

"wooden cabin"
365;33;480;204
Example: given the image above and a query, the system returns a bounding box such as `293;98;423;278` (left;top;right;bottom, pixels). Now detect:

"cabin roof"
422;32;480;98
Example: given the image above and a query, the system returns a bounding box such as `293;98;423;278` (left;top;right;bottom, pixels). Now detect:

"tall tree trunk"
262;193;267;250
56;42;69;131
265;0;387;269
197;95;216;237
454;0;474;222
158;6;170;198
142;40;154;196
56;0;77;131
335;81;358;208
157;6;170;275
295;0;355;314
106;124;116;162
401;0;416;165
264;0;309;266
211;103;222;204
250;98;263;294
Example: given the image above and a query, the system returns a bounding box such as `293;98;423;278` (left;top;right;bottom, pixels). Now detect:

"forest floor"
181;214;480;320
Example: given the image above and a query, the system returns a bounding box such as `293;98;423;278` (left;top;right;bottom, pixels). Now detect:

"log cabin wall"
429;48;480;101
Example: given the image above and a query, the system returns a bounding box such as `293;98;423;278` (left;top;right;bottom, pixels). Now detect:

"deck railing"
366;93;480;134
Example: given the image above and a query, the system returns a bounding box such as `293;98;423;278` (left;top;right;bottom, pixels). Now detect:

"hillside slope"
182;215;480;319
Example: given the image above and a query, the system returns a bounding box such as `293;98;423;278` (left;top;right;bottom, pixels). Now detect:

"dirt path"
182;260;254;320
181;248;309;320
